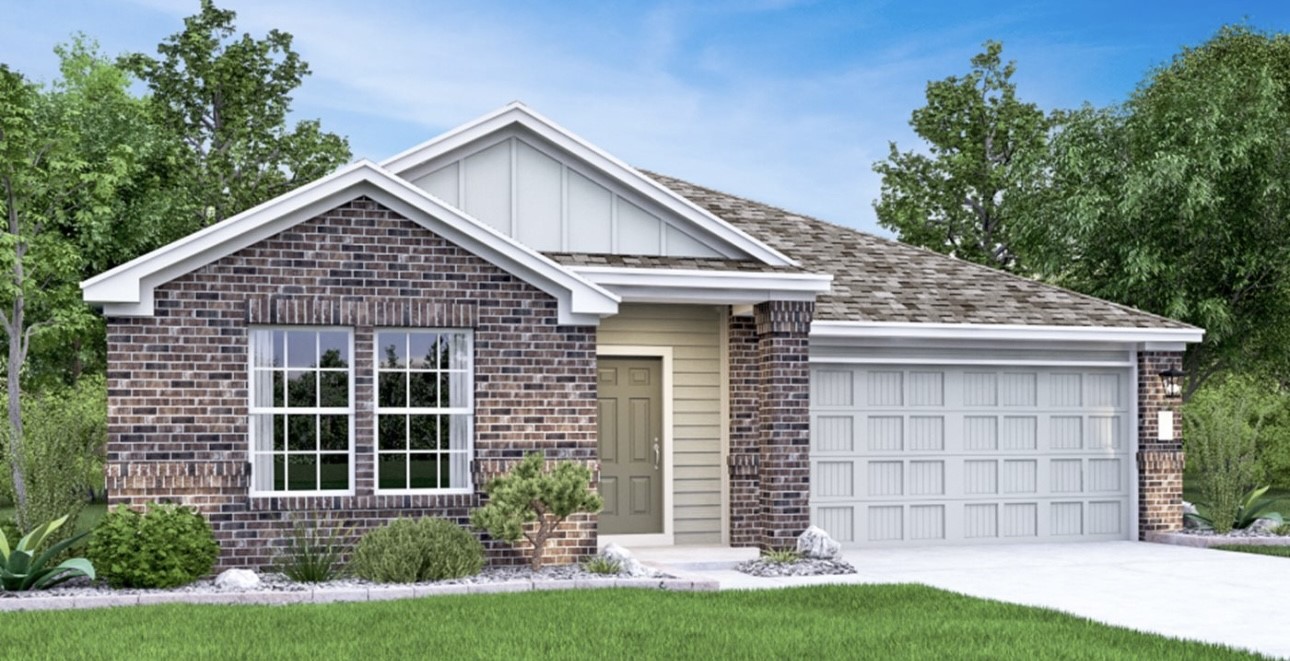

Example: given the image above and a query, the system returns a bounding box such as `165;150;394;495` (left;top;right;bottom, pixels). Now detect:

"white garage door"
809;365;1133;546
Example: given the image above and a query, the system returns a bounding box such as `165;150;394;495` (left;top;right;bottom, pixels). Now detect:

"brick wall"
106;197;598;570
726;314;760;546
1137;350;1185;538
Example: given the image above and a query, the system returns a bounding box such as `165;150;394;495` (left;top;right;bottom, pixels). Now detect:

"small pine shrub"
274;515;352;583
581;555;621;575
350;517;484;583
87;504;219;588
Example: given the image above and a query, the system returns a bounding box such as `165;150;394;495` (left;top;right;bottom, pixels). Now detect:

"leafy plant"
581;556;621;575
274;514;351;583
762;549;800;565
1274;522;1290;537
350;517;483;584
471;453;602;570
1184;376;1274;533
87;503;218;588
1186;486;1285;532
0;514;95;591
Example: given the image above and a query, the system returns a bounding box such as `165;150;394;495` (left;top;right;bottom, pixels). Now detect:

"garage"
809;363;1133;546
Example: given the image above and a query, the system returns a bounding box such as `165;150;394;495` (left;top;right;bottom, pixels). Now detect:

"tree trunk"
530;523;550;571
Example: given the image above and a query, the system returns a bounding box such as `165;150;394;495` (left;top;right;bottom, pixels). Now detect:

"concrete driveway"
638;542;1288;659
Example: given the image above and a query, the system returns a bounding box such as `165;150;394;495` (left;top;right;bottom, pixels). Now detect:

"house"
82;103;1201;568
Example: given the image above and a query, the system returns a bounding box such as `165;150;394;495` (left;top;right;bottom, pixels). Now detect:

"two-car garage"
809;361;1134;547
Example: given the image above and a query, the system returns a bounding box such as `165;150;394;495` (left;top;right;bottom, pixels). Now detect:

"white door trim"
596;345;675;548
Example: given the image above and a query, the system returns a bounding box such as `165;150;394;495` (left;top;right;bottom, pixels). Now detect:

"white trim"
811;320;1204;344
247;327;357;498
81;160;620;326
1130;346;1141;540
573;266;832;305
717;305;731;546
372;328;476;496
596;346;674;546
380;102;797;267
808;357;1134;368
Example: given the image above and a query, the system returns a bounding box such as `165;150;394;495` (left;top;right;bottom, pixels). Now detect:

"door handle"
653;438;660;471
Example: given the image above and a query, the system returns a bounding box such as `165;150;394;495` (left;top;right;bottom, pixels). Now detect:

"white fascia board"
810;320;1205;345
571;266;831;305
379;102;798;268
82;160;619;325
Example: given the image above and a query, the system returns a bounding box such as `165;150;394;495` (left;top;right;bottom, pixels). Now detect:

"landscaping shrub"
581;556;620;575
350;517;483;583
1;376;107;542
471;453;602;570
0;515;95;591
274;514;352;583
87;504;219;588
1185;375;1278;533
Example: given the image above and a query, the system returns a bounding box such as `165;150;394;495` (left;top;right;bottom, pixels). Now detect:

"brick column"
727;314;761;547
755;301;813;551
1138;350;1185;539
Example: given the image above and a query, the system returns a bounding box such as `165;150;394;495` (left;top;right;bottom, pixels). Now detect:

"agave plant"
1186;486;1285;533
0;515;96;591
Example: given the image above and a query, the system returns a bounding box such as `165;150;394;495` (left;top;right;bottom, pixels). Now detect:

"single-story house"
83;103;1201;568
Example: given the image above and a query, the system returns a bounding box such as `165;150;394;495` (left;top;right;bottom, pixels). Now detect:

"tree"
1019;26;1290;394
874;41;1049;273
0;54;136;528
471;453;602;570
122;0;350;230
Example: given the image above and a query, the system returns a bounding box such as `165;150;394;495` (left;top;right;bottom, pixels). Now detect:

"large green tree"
122;0;350;229
1020;26;1290;393
0;43;152;527
874;41;1049;273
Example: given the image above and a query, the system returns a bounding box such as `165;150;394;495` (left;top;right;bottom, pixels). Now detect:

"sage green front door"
597;357;664;535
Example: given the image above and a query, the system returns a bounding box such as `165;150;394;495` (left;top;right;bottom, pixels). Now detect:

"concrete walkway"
634;541;1289;659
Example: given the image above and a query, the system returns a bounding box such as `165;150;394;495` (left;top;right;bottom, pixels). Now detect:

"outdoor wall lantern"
1159;367;1186;399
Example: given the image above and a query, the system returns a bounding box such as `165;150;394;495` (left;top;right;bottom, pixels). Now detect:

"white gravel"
735;557;856;577
0;564;667;599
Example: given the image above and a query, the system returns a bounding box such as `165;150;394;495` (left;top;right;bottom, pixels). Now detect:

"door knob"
653;437;660;471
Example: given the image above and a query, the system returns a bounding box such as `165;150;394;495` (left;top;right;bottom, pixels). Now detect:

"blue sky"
3;1;1288;234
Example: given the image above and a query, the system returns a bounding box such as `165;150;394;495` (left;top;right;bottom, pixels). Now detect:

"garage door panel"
810;364;1132;547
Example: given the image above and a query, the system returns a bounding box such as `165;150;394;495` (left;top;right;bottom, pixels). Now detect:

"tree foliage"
471;453;602;570
1019;26;1290;392
874;41;1049;272
122;0;351;230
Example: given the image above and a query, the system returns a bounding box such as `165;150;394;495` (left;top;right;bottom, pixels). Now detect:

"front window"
249;328;353;494
375;330;473;492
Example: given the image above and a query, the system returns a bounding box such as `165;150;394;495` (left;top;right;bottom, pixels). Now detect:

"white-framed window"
248;328;354;495
374;330;473;493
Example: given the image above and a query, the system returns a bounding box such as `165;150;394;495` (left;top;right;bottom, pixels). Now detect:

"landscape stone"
214;569;262;590
796;525;842;560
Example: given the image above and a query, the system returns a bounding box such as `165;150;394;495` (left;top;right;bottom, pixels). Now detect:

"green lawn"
1215;545;1290;558
0;585;1260;660
0;501;108;535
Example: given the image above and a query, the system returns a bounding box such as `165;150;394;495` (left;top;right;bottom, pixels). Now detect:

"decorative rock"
214;569;262;591
796;526;841;560
1250;518;1282;534
735;557;857;578
599;543;654;577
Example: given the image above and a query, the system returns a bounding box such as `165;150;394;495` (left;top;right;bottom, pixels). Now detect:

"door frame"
596;346;674;547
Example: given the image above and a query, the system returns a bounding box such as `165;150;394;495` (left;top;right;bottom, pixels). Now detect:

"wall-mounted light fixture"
1159;367;1186;400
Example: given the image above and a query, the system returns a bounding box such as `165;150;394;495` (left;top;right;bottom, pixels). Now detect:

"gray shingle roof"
545;252;805;273
643;172;1195;330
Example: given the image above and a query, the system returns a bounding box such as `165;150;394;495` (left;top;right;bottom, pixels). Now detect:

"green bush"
87;504;219;588
1185;375;1278;533
274;514;352;583
350;517;483;583
1;376;107;542
581;555;621;575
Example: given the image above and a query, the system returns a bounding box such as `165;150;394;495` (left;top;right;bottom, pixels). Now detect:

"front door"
597;357;664;535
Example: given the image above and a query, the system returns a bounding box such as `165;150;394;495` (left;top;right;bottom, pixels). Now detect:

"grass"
0;585;1261;660
0;501;108;535
1215;545;1290;558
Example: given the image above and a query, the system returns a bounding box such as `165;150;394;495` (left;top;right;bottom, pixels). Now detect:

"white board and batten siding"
809;354;1134;547
407;129;729;258
599;304;725;544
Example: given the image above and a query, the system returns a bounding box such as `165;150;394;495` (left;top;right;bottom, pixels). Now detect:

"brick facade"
1137;350;1186;538
106;197;598;570
726;301;814;551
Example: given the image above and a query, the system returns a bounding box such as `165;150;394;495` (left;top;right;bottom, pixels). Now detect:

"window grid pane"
375;330;472;491
250;328;352;494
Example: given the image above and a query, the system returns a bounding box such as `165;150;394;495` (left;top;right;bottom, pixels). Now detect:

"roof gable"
81;160;620;325
381;102;796;266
